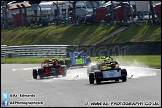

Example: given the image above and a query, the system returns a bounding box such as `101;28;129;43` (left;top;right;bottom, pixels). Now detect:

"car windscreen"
85;1;102;9
76;1;85;8
85;1;93;8
92;1;102;8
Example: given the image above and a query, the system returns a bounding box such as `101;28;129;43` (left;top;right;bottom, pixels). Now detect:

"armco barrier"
1;45;69;58
1;41;161;58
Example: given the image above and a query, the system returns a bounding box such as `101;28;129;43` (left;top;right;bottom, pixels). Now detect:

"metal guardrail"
1;45;69;58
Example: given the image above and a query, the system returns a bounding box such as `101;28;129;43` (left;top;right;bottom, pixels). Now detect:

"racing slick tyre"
89;78;94;84
55;73;59;78
122;76;127;82
96;78;101;84
115;79;119;82
62;67;67;77
33;69;37;79
82;64;84;68
87;67;91;74
62;72;66;77
59;60;65;65
65;60;70;69
38;72;44;79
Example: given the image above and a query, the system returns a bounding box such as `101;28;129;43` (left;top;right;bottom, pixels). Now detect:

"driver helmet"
106;57;111;62
52;59;58;65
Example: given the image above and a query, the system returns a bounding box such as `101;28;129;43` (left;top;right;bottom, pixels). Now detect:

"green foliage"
100;24;161;44
1;24;161;46
1;24;119;46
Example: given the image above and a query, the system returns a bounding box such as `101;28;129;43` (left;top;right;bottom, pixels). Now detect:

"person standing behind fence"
68;5;74;23
68;5;73;14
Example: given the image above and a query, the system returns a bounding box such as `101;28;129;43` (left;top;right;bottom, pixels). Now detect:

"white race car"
87;60;127;84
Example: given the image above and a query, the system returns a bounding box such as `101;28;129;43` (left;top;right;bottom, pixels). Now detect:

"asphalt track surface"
1;63;161;107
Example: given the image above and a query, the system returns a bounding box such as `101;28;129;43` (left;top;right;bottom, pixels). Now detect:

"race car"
32;59;67;79
87;56;127;84
65;51;91;69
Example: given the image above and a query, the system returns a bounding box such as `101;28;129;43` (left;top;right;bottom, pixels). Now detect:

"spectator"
68;5;73;13
68;5;74;23
137;9;144;20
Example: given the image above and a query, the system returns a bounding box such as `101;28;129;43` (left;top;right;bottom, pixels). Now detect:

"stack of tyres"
65;59;71;69
154;3;161;19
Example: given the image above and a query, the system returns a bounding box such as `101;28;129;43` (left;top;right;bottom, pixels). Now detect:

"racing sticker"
102;70;121;78
76;58;83;65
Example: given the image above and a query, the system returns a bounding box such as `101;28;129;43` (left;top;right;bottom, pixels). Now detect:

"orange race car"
32;59;67;79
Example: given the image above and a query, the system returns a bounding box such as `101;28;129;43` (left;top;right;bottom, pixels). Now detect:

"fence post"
38;4;43;26
21;4;31;27
149;1;156;24
53;2;59;26
3;5;8;28
111;1;114;24
16;4;23;26
128;1;134;23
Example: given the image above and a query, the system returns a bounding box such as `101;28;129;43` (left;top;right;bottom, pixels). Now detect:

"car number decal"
76;58;83;64
108;71;116;76
51;68;56;73
102;70;121;78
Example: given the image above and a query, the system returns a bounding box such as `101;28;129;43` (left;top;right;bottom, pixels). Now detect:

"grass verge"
1;55;161;69
1;24;161;46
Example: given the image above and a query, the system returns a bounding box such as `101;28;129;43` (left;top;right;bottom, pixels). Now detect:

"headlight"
86;14;91;17
87;12;93;15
